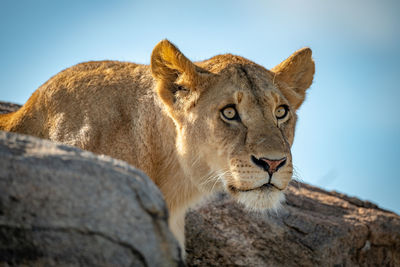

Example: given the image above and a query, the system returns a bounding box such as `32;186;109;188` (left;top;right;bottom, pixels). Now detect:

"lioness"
0;40;314;255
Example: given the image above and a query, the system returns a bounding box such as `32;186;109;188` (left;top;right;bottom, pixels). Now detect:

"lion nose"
251;155;287;175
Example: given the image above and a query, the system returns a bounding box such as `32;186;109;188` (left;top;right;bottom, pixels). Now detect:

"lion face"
151;40;314;211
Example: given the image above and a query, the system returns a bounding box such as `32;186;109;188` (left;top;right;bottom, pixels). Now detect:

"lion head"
151;40;314;211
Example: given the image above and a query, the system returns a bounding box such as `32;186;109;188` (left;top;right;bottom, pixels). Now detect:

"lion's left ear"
271;48;315;110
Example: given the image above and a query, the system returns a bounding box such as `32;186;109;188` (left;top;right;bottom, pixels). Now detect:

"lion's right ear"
151;40;201;108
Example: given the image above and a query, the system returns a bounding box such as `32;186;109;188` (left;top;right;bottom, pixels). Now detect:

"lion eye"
275;105;288;120
221;105;239;121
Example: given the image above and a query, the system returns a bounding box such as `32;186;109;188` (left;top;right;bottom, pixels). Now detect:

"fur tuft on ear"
272;47;315;110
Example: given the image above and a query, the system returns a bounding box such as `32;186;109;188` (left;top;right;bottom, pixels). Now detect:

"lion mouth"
229;182;283;193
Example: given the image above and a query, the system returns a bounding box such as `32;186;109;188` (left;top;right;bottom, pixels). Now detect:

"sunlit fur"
0;40;314;256
236;188;286;212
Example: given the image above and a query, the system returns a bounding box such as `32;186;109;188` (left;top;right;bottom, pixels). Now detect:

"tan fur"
0;40;314;256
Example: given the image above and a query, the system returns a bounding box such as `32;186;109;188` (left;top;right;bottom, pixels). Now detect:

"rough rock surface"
0;101;20;114
0;131;183;266
185;183;400;266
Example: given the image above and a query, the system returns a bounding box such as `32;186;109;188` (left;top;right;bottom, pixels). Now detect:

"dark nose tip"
251;155;287;175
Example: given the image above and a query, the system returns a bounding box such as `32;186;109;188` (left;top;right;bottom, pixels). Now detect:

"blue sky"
1;0;399;213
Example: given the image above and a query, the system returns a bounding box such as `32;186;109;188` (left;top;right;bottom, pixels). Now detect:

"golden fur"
0;40;315;255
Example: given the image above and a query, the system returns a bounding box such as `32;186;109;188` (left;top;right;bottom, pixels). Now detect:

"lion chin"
232;188;285;212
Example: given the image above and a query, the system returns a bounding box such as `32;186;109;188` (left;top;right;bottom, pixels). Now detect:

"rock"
0;102;20;114
185;182;400;266
0;131;183;266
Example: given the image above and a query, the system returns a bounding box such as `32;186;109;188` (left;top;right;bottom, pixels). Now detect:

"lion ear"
272;48;315;110
151;40;201;108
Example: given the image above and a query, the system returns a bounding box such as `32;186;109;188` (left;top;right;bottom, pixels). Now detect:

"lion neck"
145;101;206;217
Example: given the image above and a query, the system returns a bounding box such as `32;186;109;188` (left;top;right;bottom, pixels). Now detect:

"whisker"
210;169;230;192
199;168;231;193
291;165;304;191
199;171;217;186
191;155;201;168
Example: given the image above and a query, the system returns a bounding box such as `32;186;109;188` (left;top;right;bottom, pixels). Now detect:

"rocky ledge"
0;131;183;266
186;183;400;266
